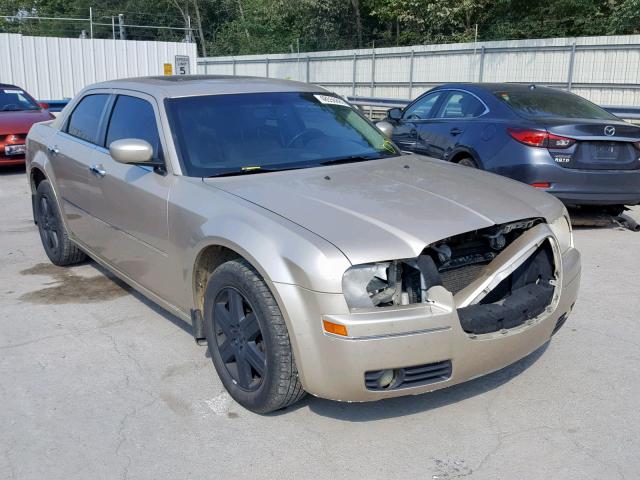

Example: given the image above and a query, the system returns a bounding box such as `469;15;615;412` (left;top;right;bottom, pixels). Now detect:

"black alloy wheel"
38;194;60;254
213;287;267;391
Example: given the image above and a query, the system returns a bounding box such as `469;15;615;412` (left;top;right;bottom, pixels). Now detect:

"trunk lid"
537;117;640;170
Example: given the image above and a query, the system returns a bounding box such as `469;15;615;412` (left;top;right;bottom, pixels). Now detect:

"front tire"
203;259;305;413
35;180;86;266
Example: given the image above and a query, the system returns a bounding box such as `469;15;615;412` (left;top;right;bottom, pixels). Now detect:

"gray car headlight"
342;261;402;309
549;213;573;253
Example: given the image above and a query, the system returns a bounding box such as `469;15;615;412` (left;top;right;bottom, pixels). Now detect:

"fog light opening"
378;369;397;389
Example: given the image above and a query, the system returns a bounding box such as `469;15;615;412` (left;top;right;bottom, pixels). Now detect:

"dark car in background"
0;83;54;167
379;83;640;213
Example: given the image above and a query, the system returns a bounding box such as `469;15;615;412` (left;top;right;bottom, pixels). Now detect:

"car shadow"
88;260;195;337
569;207;639;232
272;342;550;421
0;164;26;176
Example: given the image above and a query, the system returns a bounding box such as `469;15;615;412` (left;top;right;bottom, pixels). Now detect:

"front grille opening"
457;241;556;335
365;360;452;391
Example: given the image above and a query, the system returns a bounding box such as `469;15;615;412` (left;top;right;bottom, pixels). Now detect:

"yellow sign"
163;63;173;76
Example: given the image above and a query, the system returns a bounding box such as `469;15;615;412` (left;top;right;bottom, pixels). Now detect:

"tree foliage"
1;0;638;55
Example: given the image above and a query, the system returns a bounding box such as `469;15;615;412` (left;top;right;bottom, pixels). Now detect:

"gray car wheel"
203;258;305;413
35;180;87;266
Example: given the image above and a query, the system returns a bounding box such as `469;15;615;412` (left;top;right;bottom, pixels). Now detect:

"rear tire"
203;259;305;414
35;180;87;266
457;156;479;168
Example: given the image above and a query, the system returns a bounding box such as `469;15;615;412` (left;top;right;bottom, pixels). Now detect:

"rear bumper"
276;246;581;402
0;154;26;166
495;162;640;206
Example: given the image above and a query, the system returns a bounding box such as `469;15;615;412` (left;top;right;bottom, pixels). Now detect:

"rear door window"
105;95;162;160
66;94;110;144
437;92;486;119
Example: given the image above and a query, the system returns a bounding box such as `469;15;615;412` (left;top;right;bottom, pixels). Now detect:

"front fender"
169;178;352;311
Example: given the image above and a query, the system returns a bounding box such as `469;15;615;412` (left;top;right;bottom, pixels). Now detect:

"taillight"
508;128;575;149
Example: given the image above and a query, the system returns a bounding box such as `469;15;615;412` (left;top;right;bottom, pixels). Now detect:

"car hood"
0;110;53;135
204;155;563;265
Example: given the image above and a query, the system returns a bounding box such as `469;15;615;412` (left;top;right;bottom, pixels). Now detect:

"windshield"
494;89;617;120
0;88;40;112
165;92;399;177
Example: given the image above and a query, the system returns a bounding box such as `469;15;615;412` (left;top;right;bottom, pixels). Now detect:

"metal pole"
473;24;478;54
111;16;115;40
478;45;485;82
306;56;310;83
567;42;577;91
369;43;375;117
296;38;301;82
351;53;357;96
266;57;269;78
89;7;93;39
408;49;414;99
118;14;125;40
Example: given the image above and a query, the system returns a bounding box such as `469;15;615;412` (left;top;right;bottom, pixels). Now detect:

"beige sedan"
26;76;580;413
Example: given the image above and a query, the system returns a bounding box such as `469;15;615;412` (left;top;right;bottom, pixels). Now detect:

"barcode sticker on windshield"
314;94;350;108
3;89;24;94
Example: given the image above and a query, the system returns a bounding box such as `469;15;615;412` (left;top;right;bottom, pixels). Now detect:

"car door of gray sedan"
418;90;489;161
52;93;111;244
88;92;178;304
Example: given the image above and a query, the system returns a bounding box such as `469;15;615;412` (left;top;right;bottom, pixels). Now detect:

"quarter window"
66;94;110;144
105;95;161;159
437;92;486;118
403;92;442;120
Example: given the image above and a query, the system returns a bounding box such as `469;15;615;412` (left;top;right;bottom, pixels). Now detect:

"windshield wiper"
320;154;390;166
207;166;300;178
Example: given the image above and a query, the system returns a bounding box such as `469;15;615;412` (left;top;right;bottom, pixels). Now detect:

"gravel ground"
1;165;639;480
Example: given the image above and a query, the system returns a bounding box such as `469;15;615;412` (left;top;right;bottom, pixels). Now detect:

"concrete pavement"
1;165;639;480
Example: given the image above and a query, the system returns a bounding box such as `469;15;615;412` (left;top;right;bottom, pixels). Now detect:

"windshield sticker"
382;139;396;154
2;89;24;95
314;94;350;108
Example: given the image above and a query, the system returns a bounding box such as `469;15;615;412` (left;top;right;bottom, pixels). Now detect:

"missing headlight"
342;256;441;309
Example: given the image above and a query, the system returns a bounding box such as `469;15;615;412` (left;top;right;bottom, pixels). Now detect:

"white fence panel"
199;35;640;106
0;33;197;99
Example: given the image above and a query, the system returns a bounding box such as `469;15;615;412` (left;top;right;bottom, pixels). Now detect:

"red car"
1;84;54;166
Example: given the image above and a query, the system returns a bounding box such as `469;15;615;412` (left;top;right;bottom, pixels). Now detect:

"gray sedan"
26;76;580;413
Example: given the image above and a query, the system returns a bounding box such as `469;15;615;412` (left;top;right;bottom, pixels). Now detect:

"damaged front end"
342;218;563;335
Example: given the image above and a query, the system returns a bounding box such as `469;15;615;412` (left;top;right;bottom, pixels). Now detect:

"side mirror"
376;121;395;138
388;107;403;121
109;139;154;165
38;102;49;110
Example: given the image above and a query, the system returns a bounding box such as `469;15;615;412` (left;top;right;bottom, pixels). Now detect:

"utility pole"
112;16;115;40
118;14;126;40
89;7;93;39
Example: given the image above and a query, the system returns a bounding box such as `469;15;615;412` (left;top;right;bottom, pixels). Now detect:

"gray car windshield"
165;92;399;177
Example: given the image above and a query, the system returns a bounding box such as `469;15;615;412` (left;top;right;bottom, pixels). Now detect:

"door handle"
47;145;59;155
89;165;106;178
450;128;463;136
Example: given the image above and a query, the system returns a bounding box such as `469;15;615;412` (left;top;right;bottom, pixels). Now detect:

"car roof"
87;75;328;98
0;83;21;90
436;82;560;95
